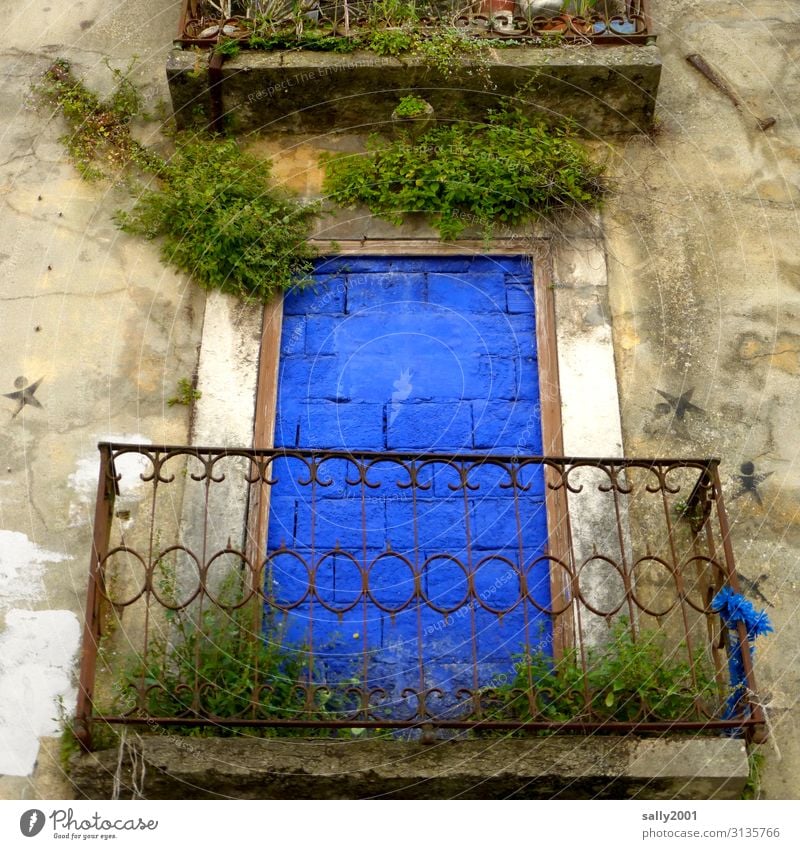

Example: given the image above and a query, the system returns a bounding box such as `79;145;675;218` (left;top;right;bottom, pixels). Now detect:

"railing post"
709;462;768;742
74;443;116;751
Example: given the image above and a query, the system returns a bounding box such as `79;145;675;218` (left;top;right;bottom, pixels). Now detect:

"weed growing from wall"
36;60;317;301
322;110;606;239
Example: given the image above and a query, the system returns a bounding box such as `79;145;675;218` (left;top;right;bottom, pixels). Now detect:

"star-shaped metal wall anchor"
3;376;44;418
653;387;705;421
731;460;773;506
738;573;773;608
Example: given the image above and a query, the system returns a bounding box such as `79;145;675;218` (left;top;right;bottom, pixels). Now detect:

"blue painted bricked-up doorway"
267;255;551;717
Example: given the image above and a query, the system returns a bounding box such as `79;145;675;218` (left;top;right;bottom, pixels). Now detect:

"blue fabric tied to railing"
711;586;772;723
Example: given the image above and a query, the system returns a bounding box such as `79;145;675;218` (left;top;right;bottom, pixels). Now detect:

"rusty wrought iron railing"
176;1;655;49
75;443;765;749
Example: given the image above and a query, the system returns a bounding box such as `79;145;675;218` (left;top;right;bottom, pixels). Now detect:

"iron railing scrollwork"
75;443;765;749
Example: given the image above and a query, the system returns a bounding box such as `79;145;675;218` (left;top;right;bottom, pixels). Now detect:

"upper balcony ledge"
168;3;661;135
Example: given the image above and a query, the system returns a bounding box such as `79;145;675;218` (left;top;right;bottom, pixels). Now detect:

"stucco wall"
603;0;800;798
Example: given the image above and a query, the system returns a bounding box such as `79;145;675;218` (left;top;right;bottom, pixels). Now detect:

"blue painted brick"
386;497;472;553
473;553;524;609
389;256;472;273
314;457;364;500
277;355;347;401
280;316;306;356
313;256;393;275
422;554;469;610
266;543;311;604
429;461;467;498
468;255;529;274
471;356;518;401
313;551;365;607
475;606;528;661
268;455;315;499
346;273;427;313
472;399;543;452
466;312;537;360
471;496;547;551
428;272;507;313
506;283;535;314
516;358;541;401
294;498;386;550
309;607;382;681
301;401;385;450
284;278;346;315
267;497;299;550
387;400;473;451
304;315;340;356
504;260;534;287
419;607;470;663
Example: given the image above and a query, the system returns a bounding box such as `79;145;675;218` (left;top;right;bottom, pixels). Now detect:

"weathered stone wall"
167;45;661;136
603;0;800;799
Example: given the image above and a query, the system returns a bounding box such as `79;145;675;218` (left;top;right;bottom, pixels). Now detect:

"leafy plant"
115;136;318;300
322;109;606;239
167;377;202;407
367;27;415;56
113;569;313;728
215;37;242;58
366;0;422;27
35;59;160;180
37;60;318;302
413;27;492;85
742;748;766;800
393;94;429;118
498;618;722;724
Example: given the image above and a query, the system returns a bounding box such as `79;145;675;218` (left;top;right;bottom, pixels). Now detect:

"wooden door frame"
249;239;572;656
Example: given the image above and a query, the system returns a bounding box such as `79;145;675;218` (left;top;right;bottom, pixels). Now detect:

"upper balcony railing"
75;443;764;750
176;1;655;49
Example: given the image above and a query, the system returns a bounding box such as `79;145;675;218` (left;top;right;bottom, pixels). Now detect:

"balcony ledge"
70;734;747;800
166;44;661;136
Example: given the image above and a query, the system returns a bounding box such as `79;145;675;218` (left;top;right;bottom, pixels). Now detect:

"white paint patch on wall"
0;609;81;776
0;530;68;604
66;433;153;527
191;291;262;446
557;329;624;456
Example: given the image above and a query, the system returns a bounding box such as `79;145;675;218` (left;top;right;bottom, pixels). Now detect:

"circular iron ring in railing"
420;553;470;614
149;545;203;610
313;549;364;613
523;554;574;616
575;554;628;618
264;548;312;610
471;554;523;616
679;555;729;614
98;546;148;607
204;548;259;610
366;550;417;613
630;555;681;617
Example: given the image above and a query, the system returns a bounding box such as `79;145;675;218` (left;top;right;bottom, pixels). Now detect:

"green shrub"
322;110;606;239
499;618;722;724
115;136;318;301
37;60;318;302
